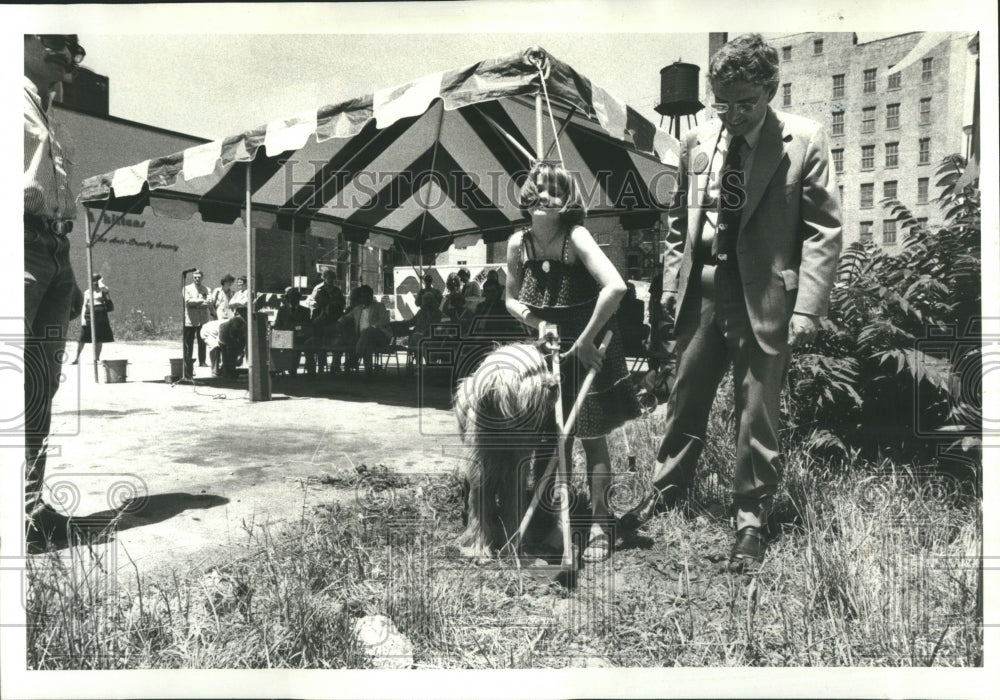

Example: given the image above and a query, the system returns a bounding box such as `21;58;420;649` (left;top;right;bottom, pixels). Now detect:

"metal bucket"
103;359;128;383
169;358;194;380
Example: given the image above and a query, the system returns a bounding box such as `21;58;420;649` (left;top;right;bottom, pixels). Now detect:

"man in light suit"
183;269;212;370
620;34;842;571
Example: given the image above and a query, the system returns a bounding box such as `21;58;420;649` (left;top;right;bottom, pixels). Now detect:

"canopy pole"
83;209;99;383
535;92;543;161
246;162;269;402
415;102;447;273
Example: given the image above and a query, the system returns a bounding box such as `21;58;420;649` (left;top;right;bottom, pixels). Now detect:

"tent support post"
535;92;543;160
246;161;269;402
84;208;99;383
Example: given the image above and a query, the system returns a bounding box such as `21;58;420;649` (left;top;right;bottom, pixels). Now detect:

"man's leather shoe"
618;484;685;532
728;526;765;573
25;505;72;553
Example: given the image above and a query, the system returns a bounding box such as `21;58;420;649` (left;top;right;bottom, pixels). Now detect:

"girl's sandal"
582;530;612;563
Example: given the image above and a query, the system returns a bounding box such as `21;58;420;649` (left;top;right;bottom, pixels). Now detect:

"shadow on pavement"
34;493;230;553
146;368;459;411
83;492;230;532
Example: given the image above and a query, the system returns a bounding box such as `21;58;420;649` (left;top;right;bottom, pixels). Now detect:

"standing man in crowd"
620;34;842;572
306;267;345;374
23;34;87;549
183;269;211;369
457;267;481;298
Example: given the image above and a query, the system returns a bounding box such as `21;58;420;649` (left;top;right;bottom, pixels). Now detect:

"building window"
886;142;899;168
832;74;845;99
919;97;932;124
782;83;792;107
862;107;876;133
883;219;897;246
863;68;877;93
860;221;873;243
838;185;844;205
782;46;792;61
883;180;898;200
922;57;934;82
814;38;824;55
917;177;929;204
832;148;844;173
886;103;900;130
860;183;874;209
861;145;875;171
919;137;931;165
888;67;901;90
832;111;844;136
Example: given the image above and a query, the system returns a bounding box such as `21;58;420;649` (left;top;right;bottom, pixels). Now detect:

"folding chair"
378;320;413;374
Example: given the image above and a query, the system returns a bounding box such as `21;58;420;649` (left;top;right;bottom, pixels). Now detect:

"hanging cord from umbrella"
533;58;565;166
544;104;578;162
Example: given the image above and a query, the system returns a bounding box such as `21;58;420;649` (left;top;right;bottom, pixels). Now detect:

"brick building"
755;32;978;247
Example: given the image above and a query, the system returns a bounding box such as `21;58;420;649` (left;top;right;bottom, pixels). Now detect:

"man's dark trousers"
23;221;76;516
650;262;789;530
183;325;206;365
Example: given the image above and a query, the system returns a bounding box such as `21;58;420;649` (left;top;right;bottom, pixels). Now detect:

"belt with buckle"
24;213;74;236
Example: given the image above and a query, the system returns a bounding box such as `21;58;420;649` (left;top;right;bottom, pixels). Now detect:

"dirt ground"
45;340;465;575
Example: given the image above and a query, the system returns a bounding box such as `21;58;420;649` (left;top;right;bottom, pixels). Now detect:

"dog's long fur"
454;343;560;557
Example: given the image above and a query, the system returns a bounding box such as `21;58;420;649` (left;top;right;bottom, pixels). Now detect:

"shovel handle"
562;331;612;436
510;330;613;550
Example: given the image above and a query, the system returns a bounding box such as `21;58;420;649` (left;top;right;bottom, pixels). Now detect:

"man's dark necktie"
713;135;746;262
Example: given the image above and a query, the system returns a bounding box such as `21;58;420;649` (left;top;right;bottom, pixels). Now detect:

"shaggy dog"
454;343;561;557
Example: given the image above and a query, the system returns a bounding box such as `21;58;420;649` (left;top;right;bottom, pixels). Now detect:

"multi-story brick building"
753;32;978;248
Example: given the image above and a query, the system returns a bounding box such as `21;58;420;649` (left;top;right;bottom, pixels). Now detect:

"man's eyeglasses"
711;92;765;115
36;35;86;65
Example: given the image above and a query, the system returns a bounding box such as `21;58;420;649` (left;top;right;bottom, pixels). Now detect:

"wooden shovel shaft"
511;331;613;551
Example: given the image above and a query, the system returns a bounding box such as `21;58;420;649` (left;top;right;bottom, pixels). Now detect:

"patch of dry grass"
26;392;982;668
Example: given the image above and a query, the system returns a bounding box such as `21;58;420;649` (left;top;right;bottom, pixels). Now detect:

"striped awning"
80;47;680;254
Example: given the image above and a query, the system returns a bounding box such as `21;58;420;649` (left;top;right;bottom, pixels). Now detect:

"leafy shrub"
113;309;176;341
786;155;981;476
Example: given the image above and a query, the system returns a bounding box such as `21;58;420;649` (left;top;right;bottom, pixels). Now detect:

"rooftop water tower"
654;60;704;140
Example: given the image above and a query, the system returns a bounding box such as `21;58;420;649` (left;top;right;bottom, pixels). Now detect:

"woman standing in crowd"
229;275;249;319
72;274;114;364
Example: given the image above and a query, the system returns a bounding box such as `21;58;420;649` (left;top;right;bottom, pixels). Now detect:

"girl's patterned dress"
517;227;641;438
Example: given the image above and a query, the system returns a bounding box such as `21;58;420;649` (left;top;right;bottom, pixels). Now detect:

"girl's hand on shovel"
566;338;605;374
537;321;560;353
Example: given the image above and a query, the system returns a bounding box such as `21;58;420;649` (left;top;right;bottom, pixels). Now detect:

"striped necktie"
713;135;746;262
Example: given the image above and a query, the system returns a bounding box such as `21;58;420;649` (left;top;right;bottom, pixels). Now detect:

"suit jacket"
663;108;842;355
184;282;212;326
346;301;392;341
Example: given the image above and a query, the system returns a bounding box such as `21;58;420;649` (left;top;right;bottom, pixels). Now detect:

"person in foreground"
23;34;88;550
505;162;641;562
619;34;842;572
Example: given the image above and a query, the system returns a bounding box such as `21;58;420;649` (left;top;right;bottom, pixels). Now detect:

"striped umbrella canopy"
79;47;680;255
